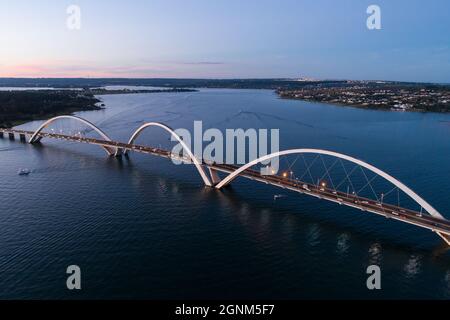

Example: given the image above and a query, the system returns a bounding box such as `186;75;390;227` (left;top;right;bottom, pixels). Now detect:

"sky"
0;0;449;82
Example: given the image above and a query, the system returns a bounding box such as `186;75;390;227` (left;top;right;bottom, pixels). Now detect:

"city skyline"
1;0;449;83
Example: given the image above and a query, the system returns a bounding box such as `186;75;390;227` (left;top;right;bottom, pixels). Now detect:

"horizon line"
0;76;449;85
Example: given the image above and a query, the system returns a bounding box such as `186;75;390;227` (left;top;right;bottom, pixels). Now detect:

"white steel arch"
126;122;212;187
215;148;445;220
29;115;117;156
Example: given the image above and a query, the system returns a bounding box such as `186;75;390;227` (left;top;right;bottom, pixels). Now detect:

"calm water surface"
1;89;450;299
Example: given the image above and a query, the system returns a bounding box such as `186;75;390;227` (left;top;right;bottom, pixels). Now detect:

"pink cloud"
0;60;232;78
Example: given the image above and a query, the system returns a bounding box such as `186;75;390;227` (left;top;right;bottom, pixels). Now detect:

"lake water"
1;89;450;299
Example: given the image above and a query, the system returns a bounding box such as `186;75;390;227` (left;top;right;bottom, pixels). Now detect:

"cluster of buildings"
278;84;450;112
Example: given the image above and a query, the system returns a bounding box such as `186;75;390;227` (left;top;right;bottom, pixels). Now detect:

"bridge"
1;115;450;246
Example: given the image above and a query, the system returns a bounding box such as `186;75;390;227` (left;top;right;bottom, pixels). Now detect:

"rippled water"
1;89;450;299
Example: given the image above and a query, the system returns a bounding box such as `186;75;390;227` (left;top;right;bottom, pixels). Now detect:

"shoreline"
7;106;105;128
277;95;450;114
0;88;198;128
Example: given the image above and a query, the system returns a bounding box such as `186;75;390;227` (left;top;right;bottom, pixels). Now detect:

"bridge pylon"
437;232;450;246
114;148;123;158
208;167;222;186
28;115;119;156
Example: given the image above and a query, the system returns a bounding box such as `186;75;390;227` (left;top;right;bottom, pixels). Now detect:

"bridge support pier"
8;133;15;140
0;131;3;138
114;148;126;158
114;148;123;158
208;168;222;186
19;133;26;142
30;136;42;144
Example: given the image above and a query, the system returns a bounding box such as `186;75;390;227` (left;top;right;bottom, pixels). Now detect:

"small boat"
18;168;31;176
273;194;287;201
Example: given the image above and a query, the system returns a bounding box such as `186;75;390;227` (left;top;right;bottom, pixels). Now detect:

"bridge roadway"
2;128;450;243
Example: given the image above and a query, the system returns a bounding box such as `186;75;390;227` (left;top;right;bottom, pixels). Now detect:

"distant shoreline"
90;87;197;95
277;85;450;113
2;78;449;114
277;95;446;114
0;88;198;128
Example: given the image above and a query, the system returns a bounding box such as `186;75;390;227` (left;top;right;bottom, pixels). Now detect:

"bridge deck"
2;128;450;241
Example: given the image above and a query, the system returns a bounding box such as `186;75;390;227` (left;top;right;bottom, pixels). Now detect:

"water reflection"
368;243;383;265
280;215;295;240
403;255;423;279
444;270;450;297
306;223;321;247
336;233;350;255
259;209;271;229
213;189;273;241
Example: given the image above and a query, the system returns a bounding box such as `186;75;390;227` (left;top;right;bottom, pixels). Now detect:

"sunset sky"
1;0;449;82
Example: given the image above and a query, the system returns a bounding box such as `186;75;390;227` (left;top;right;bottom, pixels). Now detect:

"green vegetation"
0;87;199;128
0;90;101;128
